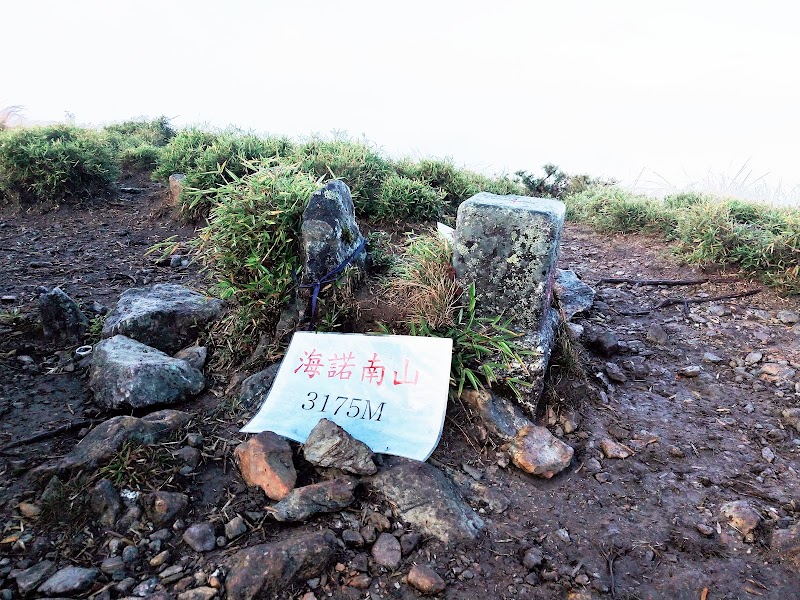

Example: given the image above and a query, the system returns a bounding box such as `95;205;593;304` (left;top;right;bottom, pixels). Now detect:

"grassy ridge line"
564;187;800;293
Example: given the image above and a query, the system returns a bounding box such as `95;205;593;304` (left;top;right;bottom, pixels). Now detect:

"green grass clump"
565;186;672;234
673;199;800;290
288;136;394;218
382;232;531;398
104;116;175;147
193;164;319;367
565;185;800;292
154;128;295;218
375;174;447;221
0;125;119;205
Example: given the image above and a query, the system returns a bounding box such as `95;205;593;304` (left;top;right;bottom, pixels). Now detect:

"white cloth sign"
241;331;452;461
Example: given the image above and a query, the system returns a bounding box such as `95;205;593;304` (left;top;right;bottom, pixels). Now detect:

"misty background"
3;1;799;202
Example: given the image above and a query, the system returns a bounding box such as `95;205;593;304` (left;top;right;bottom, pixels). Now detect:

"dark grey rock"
183;522;216;552
239;363;281;409
225;530;337;600
38;566;98;596
90;478;122;527
303;418;376;475
225;515;247;540
33;410;190;478
555;269;595;320
583;324;620;356
522;546;544;570
272;478;356;522
371;533;401;570
400;532;421;555
301;180;366;286
121;545;138;563
143;491;189;527
90;335;205;409
102;284;222;354
459;388;532;442
38;287;88;346
368;457;484;544
14;560;54;594
174;446;201;469
342;529;364;547
174;346;207;371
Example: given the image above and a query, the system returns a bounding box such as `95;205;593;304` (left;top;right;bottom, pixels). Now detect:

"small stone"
574;573;590;585
600;438;631;459
360;525;377;544
703;352;724;364
678;365;702;377
771;523;800;566
38;566;99;596
646;323;669;345
342;530;364;547
13;560;54;594
720;500;761;536
187;433;204;447
225;515;247;540
522;547;543;570
506;425;574;478
346;574;372;589
762;447;776;463
367;512;392;532
594;472;611;483
17;502;41;518
177;586;218;600
554;528;570;543
303;418;377;475
38;287;88;345
149;550;170;567
90;479;122;527
400;532;421;555
605;362;627;383
100;556;126;576
121;545;138;563
174;446;201;469
174;346;208;371
234;432;297;501
115;577;136;594
583;325;620;356
372;533;402;570
745;351;763;366
272;478;356;522
696;524;715;537
183;523;217;552
707;304;727;317
132;577;160;596
777;310;800;325
160;565;184;579
407;564;446;594
783;408;800;433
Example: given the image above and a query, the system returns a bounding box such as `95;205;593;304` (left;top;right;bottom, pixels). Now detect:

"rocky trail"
2;179;800;600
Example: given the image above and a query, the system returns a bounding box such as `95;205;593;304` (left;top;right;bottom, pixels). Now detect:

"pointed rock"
303;418;376;475
39;287;89;346
235;432;297;501
143;491;189;527
555;269;595;320
460;388;532;442
507;425;574;478
272;477;356;522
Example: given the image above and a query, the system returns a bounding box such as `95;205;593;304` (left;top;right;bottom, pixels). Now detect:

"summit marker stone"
452;193;565;416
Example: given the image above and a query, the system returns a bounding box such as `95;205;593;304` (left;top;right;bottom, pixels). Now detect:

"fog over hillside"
3;0;798;203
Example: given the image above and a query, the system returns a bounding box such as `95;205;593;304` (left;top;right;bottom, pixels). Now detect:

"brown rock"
272;477;356;522
600;438;631;459
372;533;402;570
781;408;800;433
459;388;533;442
720;500;761;536
303;418;376;475
506;425;574;478
235;432;297;501
407;564;446;594
226;530;337;600
143;491;189;527
771;523;800;567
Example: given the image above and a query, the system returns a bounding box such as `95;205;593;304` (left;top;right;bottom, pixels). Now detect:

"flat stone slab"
555;269;595;320
102;284;222;354
90;335;205;410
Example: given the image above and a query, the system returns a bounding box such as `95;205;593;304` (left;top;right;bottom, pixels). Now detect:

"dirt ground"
2;179;800;600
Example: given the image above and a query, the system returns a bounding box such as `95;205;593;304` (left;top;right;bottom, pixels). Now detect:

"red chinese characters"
293;350;419;386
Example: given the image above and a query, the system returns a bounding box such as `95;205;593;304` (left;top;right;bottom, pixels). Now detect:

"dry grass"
382;231;461;329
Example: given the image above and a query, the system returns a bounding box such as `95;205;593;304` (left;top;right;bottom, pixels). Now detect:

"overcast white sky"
3;1;799;201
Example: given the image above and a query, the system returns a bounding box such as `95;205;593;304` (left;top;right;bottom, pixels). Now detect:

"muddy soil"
1;183;800;600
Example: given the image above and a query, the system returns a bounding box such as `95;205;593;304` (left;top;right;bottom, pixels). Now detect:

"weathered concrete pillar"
452;193;566;416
